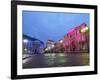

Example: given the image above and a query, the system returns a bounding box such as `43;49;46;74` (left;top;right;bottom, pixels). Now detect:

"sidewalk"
22;54;33;64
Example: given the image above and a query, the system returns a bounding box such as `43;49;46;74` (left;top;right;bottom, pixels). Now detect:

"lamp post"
23;39;29;54
80;27;89;52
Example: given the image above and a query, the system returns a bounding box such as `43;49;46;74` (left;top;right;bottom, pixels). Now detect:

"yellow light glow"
81;27;89;33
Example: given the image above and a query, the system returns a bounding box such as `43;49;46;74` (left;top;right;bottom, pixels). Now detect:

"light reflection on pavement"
23;53;89;69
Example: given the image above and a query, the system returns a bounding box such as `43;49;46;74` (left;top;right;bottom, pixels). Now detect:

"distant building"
23;34;44;54
53;40;64;53
63;23;89;53
45;39;65;53
46;40;55;48
45;40;55;53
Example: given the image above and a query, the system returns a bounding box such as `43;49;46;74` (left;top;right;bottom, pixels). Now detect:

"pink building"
63;23;89;53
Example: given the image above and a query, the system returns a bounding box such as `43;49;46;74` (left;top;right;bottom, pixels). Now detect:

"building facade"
23;34;44;54
63;23;89;53
45;40;55;53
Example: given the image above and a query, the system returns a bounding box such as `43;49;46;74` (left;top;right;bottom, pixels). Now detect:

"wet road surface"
23;53;89;69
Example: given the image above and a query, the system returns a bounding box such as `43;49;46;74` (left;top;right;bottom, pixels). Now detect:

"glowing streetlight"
60;40;63;43
45;47;51;51
23;39;28;43
51;44;55;48
24;48;27;51
81;27;89;33
45;48;48;51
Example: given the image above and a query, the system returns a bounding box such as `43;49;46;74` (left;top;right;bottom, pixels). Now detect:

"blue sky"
22;11;90;43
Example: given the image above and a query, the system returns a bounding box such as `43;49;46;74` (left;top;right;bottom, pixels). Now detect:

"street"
23;53;89;69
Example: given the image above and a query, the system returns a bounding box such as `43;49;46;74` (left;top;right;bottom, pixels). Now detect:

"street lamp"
51;44;55;48
23;39;29;54
23;39;28;43
24;48;27;51
45;48;48;51
60;40;63;43
81;27;89;33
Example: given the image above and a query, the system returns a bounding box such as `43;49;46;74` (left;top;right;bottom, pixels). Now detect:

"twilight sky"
22;11;90;43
